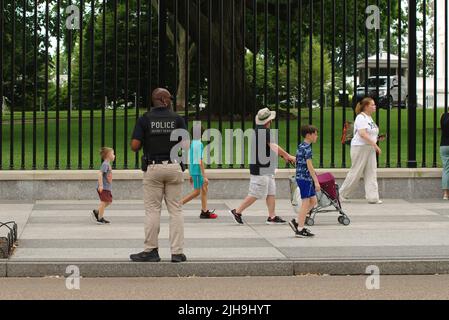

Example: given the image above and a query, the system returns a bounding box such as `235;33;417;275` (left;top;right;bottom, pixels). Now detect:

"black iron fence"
0;0;446;170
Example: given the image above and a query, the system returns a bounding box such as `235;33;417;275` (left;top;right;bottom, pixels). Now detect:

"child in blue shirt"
289;125;320;238
181;132;217;219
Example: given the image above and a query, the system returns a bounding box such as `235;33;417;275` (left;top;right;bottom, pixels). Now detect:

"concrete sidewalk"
1;198;449;277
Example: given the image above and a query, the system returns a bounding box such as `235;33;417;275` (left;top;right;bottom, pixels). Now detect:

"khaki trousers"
339;145;379;202
143;163;184;255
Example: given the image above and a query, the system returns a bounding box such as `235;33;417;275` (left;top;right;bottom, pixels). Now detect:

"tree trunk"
166;0;253;117
176;27;188;110
166;21;196;111
176;32;196;111
209;0;251;118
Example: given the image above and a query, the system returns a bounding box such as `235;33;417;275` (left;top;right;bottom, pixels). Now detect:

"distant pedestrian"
92;147;115;224
339;97;385;204
229;108;296;225
288;125;319;238
440;113;449;199
182;126;218;219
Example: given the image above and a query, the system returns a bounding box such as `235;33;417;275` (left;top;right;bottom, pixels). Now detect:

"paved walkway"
1;198;449;276
2;276;449;300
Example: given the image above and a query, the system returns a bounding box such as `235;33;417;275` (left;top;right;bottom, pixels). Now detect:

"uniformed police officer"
130;88;188;263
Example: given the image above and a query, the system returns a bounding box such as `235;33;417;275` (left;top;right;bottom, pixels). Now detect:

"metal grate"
0;221;17;258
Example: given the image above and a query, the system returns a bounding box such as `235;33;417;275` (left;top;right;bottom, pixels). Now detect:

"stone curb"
3;259;449;278
293;260;449;275
5;261;294;278
0;168;443;181
0;261;6;277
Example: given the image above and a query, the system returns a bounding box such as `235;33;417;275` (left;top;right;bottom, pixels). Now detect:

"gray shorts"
248;175;276;199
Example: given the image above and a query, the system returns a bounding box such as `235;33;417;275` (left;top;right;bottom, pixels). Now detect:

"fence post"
158;0;168;87
408;0;417;168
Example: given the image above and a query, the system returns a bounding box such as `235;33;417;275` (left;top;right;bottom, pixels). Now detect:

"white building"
356;1;446;108
418;0;446;108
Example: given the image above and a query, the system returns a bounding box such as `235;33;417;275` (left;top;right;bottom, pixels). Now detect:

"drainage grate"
0;221;18;259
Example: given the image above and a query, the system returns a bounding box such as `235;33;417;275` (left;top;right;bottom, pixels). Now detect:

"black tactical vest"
144;110;179;160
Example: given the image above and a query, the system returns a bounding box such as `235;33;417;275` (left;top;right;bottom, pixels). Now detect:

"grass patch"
0;107;444;169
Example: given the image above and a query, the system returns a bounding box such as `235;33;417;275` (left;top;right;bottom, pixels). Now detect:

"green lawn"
0;108;444;170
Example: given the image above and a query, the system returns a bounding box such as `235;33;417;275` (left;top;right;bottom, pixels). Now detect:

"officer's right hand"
98;187;103;193
189;177;193;185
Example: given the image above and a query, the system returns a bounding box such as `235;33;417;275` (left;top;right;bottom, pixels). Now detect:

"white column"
438;0;445;81
434;0;446;107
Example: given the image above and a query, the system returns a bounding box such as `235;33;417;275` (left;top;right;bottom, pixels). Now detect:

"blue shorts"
296;179;316;199
191;175;204;190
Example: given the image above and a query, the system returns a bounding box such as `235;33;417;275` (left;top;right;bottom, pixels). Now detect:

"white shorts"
248;175;276;199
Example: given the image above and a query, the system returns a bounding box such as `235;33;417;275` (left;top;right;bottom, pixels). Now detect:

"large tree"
1;0;53;110
1;0;432;115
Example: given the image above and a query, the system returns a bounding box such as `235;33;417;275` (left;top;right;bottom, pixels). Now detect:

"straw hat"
255;108;276;125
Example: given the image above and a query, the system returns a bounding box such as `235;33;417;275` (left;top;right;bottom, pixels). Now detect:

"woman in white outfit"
339;97;385;204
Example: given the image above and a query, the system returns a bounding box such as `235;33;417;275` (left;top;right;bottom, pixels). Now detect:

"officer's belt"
147;159;177;164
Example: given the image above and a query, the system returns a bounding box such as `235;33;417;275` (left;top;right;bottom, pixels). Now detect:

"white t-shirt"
351;113;379;146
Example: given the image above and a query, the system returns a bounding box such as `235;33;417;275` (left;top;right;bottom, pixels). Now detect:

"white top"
351;113;379;146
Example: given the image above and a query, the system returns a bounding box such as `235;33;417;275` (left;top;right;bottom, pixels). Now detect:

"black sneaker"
266;216;287;225
229;209;244;225
171;253;187;263
97;217;110;225
91;210;99;222
130;249;161;262
200;209;218;219
289;219;299;233
295;228;315;238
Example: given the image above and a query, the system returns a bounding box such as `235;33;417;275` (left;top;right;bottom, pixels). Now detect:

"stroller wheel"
305;217;315;226
7;233;12;254
338;216;343;224
342;217;350;226
13;223;18;242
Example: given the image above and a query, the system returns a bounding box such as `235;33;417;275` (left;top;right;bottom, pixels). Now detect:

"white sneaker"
368;200;383;204
444;195;449;200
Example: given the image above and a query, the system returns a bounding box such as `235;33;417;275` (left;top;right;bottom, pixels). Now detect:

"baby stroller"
289;173;350;226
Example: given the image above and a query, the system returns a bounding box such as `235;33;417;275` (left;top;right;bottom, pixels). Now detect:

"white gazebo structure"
355;1;447;110
357;50;409;85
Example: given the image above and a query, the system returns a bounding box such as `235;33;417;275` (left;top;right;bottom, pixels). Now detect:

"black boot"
171;253;187;263
130;249;161;262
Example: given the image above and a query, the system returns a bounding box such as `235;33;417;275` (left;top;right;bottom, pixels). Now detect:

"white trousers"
340;145;379;202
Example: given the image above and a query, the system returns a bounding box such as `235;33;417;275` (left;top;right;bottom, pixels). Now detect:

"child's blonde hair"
100;147;114;161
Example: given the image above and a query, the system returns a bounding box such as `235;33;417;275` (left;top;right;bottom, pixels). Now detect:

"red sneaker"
200;209;218;219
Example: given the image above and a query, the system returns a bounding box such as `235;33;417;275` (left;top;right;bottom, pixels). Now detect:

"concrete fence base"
2;259;449;277
0;168;444;200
